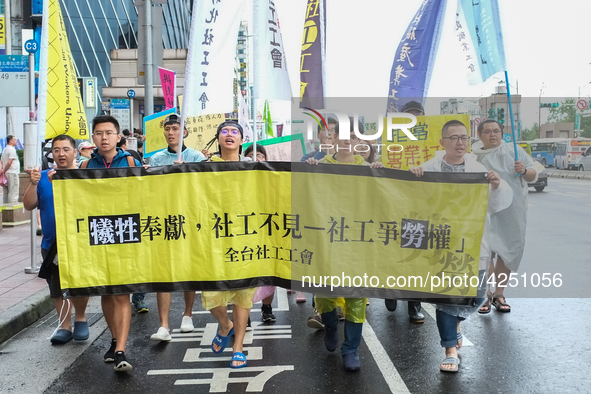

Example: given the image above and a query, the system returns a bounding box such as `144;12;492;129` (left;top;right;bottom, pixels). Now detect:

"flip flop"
440;356;460;373
211;327;234;354
456;331;463;349
492;297;511;313
478;298;492;314
231;352;247;369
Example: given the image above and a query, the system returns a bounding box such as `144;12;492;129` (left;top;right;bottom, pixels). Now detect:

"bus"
554;138;591;170
529;138;566;167
517;141;532;156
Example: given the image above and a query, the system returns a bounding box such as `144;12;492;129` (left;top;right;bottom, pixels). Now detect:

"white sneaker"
150;326;171;341
180;316;194;333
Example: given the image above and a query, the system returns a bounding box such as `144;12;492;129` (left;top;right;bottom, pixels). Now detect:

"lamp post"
538;83;545;139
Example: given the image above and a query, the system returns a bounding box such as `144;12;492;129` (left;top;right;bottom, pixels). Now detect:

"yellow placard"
44;0;87;139
382;114;471;170
54;163;489;301
184;113;225;152
143;110;171;156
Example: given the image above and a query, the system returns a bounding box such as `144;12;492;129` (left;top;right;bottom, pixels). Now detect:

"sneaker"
133;299;149;314
296;292;306;303
307;309;325;330
180;316;194;333
114;351;133;372
246;316;252;332
150;326;172;341
104;339;116;362
261;304;276;323
336;306;345;321
342;352;361;372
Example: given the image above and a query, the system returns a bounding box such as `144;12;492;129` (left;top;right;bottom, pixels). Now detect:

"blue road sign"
0;55;30;72
127;89;136;98
502;134;513;143
24;40;39;53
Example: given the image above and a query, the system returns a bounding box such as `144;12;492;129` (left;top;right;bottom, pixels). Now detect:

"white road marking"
421;304;474;347
148;366;295;392
363;321;411;394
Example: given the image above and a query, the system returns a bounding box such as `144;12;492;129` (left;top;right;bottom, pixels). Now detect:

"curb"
547;171;591;181
0;288;53;345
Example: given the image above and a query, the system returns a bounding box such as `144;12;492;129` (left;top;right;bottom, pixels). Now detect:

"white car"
579;147;591;171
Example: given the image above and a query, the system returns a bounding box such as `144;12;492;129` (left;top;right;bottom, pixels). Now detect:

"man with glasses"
23;135;90;345
81;115;141;372
409;119;511;372
147;113;205;342
300;117;338;162
472;119;542;314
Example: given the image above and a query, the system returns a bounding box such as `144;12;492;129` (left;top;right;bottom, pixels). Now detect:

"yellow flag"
38;0;88;139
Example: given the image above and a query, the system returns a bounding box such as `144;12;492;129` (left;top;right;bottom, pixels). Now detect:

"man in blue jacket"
81;115;141;372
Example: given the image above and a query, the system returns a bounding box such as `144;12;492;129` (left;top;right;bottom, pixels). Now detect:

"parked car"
578;147;591;171
528;167;548;192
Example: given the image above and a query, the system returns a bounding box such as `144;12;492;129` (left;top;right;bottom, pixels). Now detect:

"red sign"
474;118;482;126
577;100;587;111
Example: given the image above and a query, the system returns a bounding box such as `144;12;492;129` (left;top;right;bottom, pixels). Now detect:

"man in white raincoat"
410;119;512;372
471;119;543;313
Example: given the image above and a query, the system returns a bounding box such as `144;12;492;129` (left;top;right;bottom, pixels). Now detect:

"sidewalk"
0;224;53;344
546;168;591;181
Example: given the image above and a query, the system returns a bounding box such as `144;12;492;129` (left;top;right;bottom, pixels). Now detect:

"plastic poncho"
471;141;544;271
421;151;513;318
314;153;369;323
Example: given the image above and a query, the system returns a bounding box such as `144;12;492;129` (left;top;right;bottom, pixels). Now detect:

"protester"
300;117;337;162
384;100;425;322
472;119;543;313
23;134;91;345
244;144;267;162
306;118;384;372
409;119;512;372
147;113;206;341
354;140;376;163
1;135;20;203
81;115;142;372
203;120;254;368
78;142;94;162
117;136;143;164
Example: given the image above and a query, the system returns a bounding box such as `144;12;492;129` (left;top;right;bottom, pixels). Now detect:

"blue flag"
456;0;506;84
386;0;447;112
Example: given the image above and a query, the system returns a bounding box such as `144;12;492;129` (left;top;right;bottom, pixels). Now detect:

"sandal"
492;297;511;313
440;356;460;373
478;298;492;314
211;326;234;353
231;351;247;368
456;331;463;349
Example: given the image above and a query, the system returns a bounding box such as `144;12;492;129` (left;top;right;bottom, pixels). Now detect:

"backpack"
80;155;136;169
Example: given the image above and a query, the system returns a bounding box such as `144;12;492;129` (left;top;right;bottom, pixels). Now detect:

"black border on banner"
53;161;489;185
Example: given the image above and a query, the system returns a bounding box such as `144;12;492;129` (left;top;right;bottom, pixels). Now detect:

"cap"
401;100;425;114
78;142;94;151
164;113;181;126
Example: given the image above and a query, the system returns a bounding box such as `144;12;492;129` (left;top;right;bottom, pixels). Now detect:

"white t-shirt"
1;145;19;173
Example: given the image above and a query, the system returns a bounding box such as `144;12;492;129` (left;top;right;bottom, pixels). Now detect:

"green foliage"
17;149;23;172
547;98;575;123
520;124;539;141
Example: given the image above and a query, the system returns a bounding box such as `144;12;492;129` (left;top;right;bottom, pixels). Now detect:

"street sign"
24;39;38;53
474;118;482;126
0;72;29;106
127;89;136;98
110;99;131;130
85;78;96;108
502;134;512;143
0;55;29;72
577;100;587;111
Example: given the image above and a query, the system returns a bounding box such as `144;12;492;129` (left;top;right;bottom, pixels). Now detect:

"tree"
520;123;539;141
548;98;575;123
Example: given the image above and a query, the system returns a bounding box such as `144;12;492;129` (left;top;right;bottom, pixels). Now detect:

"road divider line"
362;321;411;394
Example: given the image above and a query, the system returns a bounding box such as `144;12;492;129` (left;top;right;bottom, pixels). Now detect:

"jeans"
436;309;465;348
132;293;145;303
322;308;363;355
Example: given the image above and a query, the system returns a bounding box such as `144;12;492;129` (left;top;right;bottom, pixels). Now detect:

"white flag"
182;0;244;117
253;0;292;100
238;92;254;143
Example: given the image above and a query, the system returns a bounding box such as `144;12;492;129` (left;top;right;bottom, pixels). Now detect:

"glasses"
443;135;470;143
481;129;502;135
349;134;361;142
93;130;117;137
219;128;241;136
52;147;73;155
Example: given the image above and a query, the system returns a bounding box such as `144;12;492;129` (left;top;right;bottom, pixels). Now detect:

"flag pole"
504;71;518;161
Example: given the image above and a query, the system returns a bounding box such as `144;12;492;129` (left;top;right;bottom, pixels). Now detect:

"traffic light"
77;77;84;102
540;102;559;108
497;108;505;124
488;108;495;119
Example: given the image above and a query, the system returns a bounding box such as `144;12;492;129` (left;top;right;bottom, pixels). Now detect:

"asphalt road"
1;177;590;394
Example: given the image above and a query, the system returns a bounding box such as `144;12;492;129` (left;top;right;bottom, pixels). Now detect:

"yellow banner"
0;17;5;52
44;0;87;139
54;163;489;301
143;110;173;157
184;113;225;153
382;114;470;170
